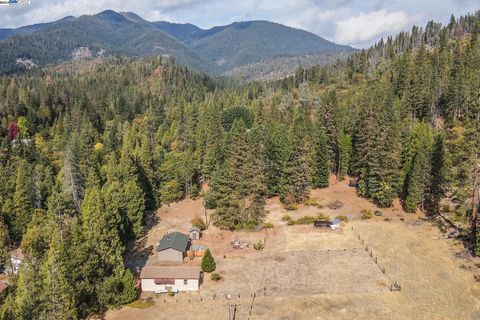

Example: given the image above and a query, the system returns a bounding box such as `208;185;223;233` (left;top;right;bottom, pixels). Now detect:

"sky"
0;0;479;48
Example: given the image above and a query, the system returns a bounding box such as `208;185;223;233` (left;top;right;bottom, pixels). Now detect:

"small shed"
157;232;190;262
314;220;332;228
189;227;201;240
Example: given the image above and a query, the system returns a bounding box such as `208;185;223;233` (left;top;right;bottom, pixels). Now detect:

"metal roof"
157;232;189;252
140;266;201;279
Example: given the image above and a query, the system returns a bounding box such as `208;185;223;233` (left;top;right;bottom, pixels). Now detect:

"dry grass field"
106;180;480;320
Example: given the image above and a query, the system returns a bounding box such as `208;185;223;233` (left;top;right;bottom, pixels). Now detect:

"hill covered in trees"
0;10;479;320
0;10;353;76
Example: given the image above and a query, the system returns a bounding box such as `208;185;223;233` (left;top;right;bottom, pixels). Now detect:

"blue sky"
0;0;479;47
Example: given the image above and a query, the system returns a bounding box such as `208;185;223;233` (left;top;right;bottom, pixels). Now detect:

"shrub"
295;216;316;225
287;220;295;226
253;240;265;251
211;272;222;281
316;212;330;221
125;299;155;309
262;222;274;229
304;198;320;207
441;204;451;213
361;209;373;220
201;249;216;273
335;215;349;222
281;215;292;222
167;288;174;297
191;216;206;231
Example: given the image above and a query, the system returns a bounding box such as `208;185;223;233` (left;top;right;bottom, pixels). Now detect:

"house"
140;266;201;293
10;249;24;274
157;232;190;262
189;227;201;240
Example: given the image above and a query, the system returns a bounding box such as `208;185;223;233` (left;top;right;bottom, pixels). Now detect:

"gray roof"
189;227;201;233
332;219;341;225
157;232;190;252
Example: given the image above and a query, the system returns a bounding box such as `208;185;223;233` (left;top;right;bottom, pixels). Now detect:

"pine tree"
403;123;433;212
40;229;76;320
201;248;216;273
11;160;33;241
282;115;312;203
265;124;289;195
123;179;145;238
0;218;10;271
337;130;352;181
313;125;330;188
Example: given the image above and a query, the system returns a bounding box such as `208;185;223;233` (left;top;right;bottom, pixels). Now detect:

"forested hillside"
0;11;479;320
0;10;353;77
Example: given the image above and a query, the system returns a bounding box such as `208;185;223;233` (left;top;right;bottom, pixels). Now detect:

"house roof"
10;248;24;260
140;266;201;280
157;232;189;252
332;219;341;225
189;227;201;233
314;220;332;225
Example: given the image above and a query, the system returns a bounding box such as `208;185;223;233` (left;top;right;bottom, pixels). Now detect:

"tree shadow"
124;209;159;274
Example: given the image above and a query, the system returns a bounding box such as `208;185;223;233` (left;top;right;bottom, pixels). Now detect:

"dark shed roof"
157;232;190;252
314;220;332;227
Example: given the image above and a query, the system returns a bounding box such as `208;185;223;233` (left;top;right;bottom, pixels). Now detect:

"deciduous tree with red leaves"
8;122;19;140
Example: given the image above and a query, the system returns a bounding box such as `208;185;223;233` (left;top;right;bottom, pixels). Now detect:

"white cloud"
334;9;417;47
0;0;209;28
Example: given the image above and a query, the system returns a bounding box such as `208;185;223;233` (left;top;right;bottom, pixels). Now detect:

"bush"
262;222;274;229
211;272;222;281
253;240;265;251
335;215;349;222
167;288;174;297
125;299;155;309
191;216;206;231
304;198;320;207
281;215;292;222
441;204;451;213
287;220;295;226
295;216;316;225
316;212;330;221
201;249;216;273
361;209;373;220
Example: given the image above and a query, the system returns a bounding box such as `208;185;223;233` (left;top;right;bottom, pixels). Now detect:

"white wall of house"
158;248;183;262
141;278;199;293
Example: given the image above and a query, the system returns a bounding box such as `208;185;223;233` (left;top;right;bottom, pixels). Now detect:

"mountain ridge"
0;10;355;77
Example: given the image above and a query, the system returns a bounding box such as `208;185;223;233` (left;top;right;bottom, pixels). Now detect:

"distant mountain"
0;10;355;77
0;16;76;41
